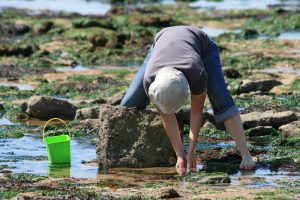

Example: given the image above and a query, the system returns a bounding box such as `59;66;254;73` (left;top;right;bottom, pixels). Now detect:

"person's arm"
187;91;207;169
153;104;187;173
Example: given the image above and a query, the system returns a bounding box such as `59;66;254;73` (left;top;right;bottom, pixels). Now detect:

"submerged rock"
26;96;78;120
96;105;176;168
279;121;300;137
241;110;297;129
238;79;281;94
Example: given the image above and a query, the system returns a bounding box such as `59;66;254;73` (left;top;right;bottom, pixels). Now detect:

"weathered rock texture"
26;96;78;120
279;121;300;137
75;106;101;120
238;79;281;94
241;110;297;129
96;105;176;168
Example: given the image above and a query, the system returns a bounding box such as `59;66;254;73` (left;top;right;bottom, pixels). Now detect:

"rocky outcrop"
26;96;78;120
241;110;297;129
96;105;176;168
279;121;300;137
238;79;281;94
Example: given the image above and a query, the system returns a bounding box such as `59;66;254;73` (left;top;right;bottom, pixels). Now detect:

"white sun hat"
148;67;190;114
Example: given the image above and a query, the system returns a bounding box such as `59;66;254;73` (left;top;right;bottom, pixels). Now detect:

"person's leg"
202;39;255;169
120;47;152;109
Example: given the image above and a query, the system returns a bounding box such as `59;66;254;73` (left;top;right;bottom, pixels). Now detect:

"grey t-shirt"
143;25;210;97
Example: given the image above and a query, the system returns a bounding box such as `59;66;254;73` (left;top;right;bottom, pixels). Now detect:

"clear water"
278;31;300;40
0;134;98;178
0;81;35;91
55;65;90;72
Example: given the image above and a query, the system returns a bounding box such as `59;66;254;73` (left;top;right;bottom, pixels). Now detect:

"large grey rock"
238;79;281;94
241;110;297;129
96;105;176;168
75;106;101;120
279;121;300;137
26;96;77;120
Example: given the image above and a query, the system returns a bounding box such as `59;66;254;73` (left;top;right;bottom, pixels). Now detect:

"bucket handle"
42;118;71;140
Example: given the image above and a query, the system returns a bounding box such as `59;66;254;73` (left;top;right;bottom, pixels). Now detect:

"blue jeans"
120;39;239;123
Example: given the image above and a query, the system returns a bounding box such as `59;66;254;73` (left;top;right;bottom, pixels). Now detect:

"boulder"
96;105;176;168
75;106;101;120
26;96;78;120
238;79;281;94
241;110;297;129
279;121;300;137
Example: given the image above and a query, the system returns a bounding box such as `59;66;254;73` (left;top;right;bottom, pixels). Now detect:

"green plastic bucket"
43;118;71;165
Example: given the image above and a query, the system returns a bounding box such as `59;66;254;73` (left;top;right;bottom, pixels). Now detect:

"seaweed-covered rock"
279;121;300;137
96;105;176;168
160;188;180;199
242;28;259;38
33;21;54;34
222;67;242;78
0;45;37;57
238;79;281;94
26;96;78;120
241;110;297;129
0;22;30;36
198;174;231;184
75;106;101;120
245;126;275;137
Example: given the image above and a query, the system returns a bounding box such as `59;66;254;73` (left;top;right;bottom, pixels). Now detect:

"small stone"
246;126;275;137
160;188;180;199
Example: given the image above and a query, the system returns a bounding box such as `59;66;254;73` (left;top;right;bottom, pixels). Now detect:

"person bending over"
120;25;255;173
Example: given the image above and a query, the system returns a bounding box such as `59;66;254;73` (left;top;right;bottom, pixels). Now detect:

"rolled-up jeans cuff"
214;104;240;123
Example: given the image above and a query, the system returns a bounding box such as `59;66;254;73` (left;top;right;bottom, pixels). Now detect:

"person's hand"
240;155;255;170
186;152;196;170
175;156;187;176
